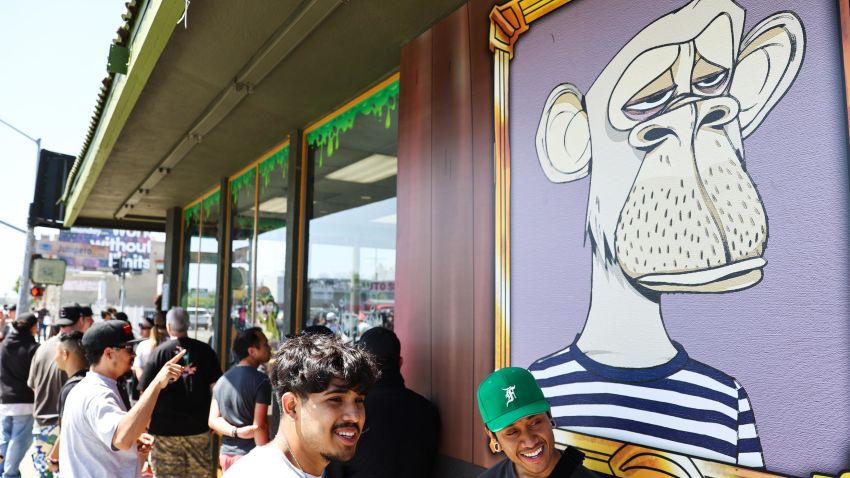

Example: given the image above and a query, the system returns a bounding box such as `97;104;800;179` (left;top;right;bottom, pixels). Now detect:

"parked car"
185;307;212;330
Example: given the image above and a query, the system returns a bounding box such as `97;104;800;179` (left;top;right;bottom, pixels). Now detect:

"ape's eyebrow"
626;69;675;107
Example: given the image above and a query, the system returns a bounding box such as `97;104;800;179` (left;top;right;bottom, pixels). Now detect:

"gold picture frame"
488;1;848;477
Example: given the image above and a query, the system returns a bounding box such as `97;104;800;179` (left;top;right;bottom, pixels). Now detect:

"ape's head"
536;0;804;293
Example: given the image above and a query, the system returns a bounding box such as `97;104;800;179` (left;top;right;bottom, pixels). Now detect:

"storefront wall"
396;0;499;470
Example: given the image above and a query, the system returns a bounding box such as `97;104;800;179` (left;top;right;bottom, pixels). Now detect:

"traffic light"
30;285;45;298
112;257;122;276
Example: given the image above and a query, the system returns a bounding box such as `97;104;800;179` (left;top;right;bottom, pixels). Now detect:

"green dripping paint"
259;145;289;189
306;79;399;167
230;167;256;207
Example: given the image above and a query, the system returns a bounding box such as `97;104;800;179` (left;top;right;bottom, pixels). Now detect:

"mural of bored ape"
528;0;804;469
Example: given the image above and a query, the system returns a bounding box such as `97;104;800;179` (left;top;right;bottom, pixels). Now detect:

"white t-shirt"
132;339;154;370
59;372;139;478
223;445;321;478
0;403;33;416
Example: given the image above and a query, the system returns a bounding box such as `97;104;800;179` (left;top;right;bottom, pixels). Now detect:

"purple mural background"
509;0;849;475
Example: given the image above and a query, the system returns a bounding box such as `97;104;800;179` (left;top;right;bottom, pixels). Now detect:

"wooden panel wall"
396;0;498;468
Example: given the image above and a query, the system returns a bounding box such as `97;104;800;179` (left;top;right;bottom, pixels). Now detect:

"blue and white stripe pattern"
529;338;764;468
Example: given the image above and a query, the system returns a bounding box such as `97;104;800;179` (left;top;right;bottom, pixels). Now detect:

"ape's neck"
576;255;678;368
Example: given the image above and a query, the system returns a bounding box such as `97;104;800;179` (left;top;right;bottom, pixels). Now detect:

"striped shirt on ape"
529;338;764;468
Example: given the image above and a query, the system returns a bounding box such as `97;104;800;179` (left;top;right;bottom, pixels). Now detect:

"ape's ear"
536;83;591;183
731;12;805;138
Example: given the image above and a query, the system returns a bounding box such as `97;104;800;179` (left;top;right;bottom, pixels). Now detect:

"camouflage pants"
150;433;212;478
31;424;58;478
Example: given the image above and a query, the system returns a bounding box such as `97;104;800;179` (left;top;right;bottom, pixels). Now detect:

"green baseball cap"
477;367;551;432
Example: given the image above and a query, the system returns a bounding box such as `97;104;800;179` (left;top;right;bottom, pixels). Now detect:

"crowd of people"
0;300;597;478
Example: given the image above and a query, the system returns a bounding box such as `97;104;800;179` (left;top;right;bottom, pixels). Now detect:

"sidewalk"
20;445;35;478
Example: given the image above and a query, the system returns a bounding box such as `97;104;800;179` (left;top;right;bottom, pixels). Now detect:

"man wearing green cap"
477;367;596;478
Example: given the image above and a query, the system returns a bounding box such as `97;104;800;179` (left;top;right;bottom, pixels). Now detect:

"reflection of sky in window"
309;198;396;281
188;197;396;292
257;228;286;296
187;236;220;291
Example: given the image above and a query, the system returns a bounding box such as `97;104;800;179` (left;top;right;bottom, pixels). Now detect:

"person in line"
476;367;597;478
132;317;161;381
0;313;39;478
0;305;16;342
41;310;53;342
224;333;379;477
36;307;48;342
27;304;94;478
60;320;185;477
209;327;272;471
44;331;88;473
140;307;221;478
326;327;439;478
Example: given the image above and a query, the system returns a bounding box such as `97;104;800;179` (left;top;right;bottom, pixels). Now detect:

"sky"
0;1;127;303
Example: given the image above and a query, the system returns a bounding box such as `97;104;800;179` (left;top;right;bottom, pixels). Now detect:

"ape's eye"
623;87;675;121
693;70;728;93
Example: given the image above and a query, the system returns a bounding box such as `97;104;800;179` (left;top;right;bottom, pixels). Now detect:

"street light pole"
0;117;41;313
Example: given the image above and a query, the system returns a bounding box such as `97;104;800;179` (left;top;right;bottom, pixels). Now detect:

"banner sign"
56;228;153;270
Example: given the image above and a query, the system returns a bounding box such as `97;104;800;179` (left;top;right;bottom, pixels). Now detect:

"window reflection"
229;169;256;335
255;147;289;344
197;193;220;343
306;84;398;343
179;209;200;310
179;190;220;347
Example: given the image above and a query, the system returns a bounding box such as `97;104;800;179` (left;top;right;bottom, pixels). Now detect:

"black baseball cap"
80;306;93;317
82;320;142;353
56;304;82;326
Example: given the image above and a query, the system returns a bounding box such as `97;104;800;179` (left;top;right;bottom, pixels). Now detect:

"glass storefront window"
305;77;399;342
179;188;219;345
179;206;200;310
255;146;289;343
229;168;256;335
198;191;221;342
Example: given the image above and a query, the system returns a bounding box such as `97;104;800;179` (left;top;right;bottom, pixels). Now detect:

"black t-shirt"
213;365;272;455
140;337;222;436
58;370;87;423
478;447;597;478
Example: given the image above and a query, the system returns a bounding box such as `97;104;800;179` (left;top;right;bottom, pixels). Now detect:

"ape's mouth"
636;257;766;291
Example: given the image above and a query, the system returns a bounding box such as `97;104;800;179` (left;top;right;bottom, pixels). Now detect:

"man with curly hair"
224;333;379;477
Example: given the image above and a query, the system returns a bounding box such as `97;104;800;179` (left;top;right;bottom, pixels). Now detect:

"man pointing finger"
59;320;185;478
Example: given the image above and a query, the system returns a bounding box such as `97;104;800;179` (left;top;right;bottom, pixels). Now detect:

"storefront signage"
58;228;153;271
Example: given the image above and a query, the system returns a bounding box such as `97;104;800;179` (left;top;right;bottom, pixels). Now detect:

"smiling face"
291;378;366;464
491;413;558;478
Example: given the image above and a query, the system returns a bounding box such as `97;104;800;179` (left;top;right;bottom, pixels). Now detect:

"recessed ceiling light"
326;154;397;183
361;195;372;200
254;197;287;214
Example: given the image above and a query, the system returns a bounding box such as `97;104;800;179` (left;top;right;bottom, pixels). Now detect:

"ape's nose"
695;96;739;129
628;96;740;151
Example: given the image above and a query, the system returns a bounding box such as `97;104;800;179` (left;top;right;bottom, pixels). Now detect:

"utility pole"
0;117;40;314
